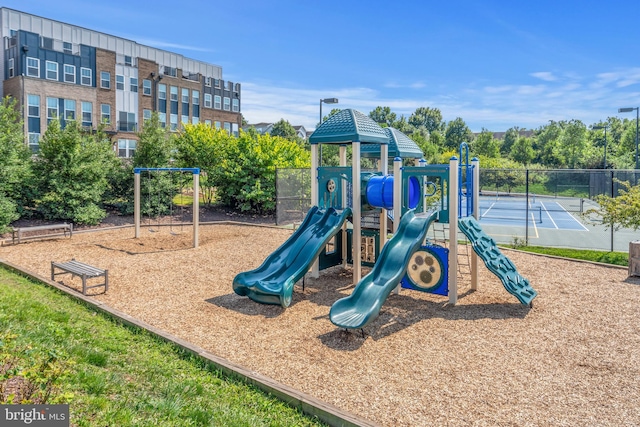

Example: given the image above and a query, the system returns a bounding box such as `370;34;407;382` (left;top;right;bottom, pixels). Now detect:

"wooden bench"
51;259;108;295
12;223;73;244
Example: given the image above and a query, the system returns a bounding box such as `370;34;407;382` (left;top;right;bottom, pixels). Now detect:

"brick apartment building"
0;7;242;157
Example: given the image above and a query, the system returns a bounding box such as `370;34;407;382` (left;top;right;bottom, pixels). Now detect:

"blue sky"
8;0;640;132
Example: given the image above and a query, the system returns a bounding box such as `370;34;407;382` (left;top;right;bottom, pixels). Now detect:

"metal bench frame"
13;223;73;244
51;259;108;295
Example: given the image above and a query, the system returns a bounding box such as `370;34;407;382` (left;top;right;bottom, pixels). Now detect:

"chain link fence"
276;168;640;252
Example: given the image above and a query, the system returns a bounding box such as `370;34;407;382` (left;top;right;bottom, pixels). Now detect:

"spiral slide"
233;206;351;308
329;210;438;329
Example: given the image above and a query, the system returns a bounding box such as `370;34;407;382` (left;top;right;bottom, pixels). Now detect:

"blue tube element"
365;175;420;210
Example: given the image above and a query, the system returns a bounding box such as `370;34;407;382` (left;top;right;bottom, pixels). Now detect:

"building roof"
309;109;388;145
361;127;424;159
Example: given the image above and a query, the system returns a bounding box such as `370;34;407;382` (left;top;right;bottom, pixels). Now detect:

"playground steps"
458;217;537;306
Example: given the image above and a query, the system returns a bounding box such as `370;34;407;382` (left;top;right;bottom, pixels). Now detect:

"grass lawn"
0;267;326;427
509;246;629;267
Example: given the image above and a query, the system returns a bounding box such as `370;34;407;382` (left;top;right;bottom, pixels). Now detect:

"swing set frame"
133;167;200;248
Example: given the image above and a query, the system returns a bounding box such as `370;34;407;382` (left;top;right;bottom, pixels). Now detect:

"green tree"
586;181;640;231
444;117;473;150
270;119;298;141
134;112;173;168
369;106;397;127
533;121;564;167
473;128;500;158
511;136;535;165
408;107;443;133
33;120;119;225
216;132;310;213
174;123;229;205
0;97;32;231
501;127;521;156
560;119;588;168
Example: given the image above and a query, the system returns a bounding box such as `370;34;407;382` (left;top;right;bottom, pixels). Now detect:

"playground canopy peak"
309;108;389;145
361;127;424;159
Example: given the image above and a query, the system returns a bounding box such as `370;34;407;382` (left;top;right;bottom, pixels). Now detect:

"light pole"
318;97;338;166
618;107;639;169
593;124;609;169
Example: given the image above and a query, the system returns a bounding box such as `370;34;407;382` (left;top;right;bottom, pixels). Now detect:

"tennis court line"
551;201;589;231
539;201;559;229
530;212;539;238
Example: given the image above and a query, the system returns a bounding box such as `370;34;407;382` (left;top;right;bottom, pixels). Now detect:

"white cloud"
240;67;640;132
530;71;557;82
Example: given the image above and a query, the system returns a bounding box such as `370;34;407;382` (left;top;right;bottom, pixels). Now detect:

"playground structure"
233;109;536;328
134;167;200;248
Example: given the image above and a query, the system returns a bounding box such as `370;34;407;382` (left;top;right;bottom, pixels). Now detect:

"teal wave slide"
458;216;537;306
330;210;438;329
233;206;351;308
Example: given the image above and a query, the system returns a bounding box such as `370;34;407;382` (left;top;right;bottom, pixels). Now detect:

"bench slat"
51;260;108;295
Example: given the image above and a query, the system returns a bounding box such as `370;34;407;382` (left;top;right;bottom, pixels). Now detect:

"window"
124;55;132;66
27;95;40;117
204;93;212;108
28;133;40;152
214;121;221;129
27;57;39;77
158;84;166;100
116;75;124;90
46;61;58;80
101;104;111;124
118;139;136;158
192;90;199;106
164;66;177;77
223;97;231;111
181;114;188;125
192;116;199;124
81;101;92;127
41;37;53;50
8;58;14;78
158;112;166;128
170;114;178;131
170;86;178;101
81;68;92;86
232;123;239;137
204;77;211;87
181;88;189;103
232;98;239;112
64;99;76;121
214;79;220;88
130;77;138;93
47;97;58;122
118;111;136;132
64;64;75;83
143;109;152;121
63;42;72;54
101;71;110;89
143;79;151;96
204;119;212;127
214;95;221;109
224;122;231;134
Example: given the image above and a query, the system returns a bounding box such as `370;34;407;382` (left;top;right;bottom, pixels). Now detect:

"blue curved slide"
233;206;351;308
330;209;438;329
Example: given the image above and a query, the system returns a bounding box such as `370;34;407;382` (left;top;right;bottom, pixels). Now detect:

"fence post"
525;169;529;245
610;170;615;252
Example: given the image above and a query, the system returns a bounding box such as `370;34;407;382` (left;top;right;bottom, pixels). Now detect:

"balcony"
117;121;137;132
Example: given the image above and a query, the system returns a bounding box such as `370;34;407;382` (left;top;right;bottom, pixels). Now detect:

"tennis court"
475;195;589;231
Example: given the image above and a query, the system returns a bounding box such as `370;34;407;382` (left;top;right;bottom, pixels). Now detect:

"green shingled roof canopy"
361;127;424;159
309;109;389;145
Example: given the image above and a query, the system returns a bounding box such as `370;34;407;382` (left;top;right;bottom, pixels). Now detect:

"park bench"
12;223;73;244
51;259;108;295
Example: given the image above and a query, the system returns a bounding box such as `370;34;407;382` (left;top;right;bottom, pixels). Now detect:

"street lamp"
618;107;639;169
318;98;338;166
593;124;609;169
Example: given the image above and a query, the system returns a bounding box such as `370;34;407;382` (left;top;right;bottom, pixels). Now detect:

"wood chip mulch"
1;224;639;427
